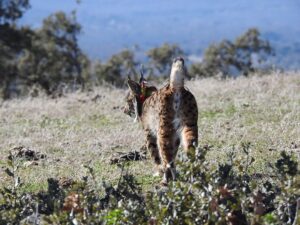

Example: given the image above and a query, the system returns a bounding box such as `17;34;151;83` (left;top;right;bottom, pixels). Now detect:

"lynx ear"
127;79;141;96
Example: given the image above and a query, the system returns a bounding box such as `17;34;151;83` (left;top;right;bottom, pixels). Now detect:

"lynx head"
123;71;157;122
123;77;142;121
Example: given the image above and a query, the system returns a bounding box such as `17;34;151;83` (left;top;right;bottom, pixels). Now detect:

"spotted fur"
124;58;198;184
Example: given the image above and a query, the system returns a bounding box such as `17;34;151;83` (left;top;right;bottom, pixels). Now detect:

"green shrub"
0;145;299;224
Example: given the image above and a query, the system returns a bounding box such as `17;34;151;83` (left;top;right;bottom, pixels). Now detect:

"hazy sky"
20;0;300;60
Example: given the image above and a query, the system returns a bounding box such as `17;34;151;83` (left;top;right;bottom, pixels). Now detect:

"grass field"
0;72;299;193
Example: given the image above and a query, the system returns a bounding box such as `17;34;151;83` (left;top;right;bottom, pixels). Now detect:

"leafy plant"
0;145;299;224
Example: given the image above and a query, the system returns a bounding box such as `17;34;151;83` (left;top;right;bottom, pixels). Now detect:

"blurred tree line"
0;0;274;99
0;0;89;98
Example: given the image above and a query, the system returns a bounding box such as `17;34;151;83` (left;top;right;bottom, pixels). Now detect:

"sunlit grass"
0;72;299;191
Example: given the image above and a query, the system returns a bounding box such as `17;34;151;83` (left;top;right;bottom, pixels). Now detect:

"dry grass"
0;72;299;192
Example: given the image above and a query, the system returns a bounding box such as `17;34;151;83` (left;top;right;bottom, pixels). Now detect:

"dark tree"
0;0;31;98
0;0;30;24
17;11;90;94
190;28;274;78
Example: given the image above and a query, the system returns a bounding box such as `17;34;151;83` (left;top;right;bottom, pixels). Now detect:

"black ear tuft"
139;64;145;84
127;79;141;95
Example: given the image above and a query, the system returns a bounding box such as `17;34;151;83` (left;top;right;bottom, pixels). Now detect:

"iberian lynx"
124;57;198;184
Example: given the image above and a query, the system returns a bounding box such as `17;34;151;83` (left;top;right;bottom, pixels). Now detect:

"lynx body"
124;58;198;184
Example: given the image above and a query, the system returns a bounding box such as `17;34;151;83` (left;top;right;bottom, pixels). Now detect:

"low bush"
0;145;299;224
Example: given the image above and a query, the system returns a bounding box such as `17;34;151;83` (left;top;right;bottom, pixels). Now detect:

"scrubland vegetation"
1;1;299;224
0;72;299;224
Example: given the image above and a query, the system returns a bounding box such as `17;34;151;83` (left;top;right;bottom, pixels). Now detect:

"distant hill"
20;0;300;69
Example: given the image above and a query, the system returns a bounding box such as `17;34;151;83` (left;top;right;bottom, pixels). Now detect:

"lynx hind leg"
158;129;180;184
145;131;162;176
182;125;198;159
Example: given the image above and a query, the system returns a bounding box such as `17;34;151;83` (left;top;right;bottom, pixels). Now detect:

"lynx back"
124;58;198;185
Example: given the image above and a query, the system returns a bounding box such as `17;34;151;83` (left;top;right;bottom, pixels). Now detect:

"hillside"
21;0;300;68
0;72;299;192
